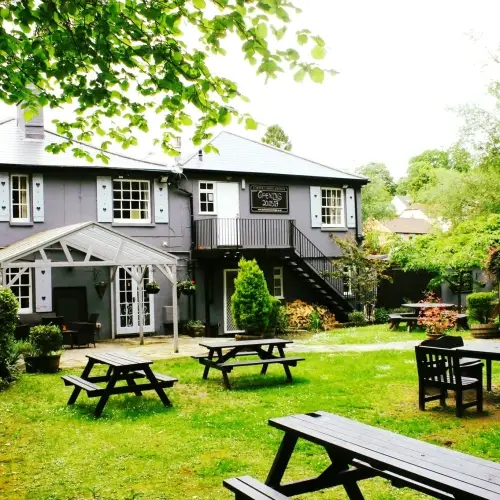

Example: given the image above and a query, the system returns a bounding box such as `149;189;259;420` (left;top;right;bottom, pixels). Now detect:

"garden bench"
225;411;500;499
61;352;177;417
388;313;419;332
224;476;289;499
193;339;304;389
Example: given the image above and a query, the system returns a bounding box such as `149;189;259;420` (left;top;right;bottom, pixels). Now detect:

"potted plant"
145;281;160;294
94;280;108;299
185;319;206;337
23;324;63;373
417;294;458;340
467;292;499;339
177;280;196;296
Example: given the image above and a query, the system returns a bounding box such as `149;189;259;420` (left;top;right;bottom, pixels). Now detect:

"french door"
115;266;155;335
217;182;240;246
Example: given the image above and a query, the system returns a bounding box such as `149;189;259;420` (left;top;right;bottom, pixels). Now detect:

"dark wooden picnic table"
61;352;177;417
457;343;500;392
248;411;500;499
193;338;304;389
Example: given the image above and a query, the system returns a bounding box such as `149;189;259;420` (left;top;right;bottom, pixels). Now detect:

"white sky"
1;0;500;179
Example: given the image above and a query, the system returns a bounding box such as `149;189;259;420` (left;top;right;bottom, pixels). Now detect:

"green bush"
374;307;390;324
29;325;63;356
348;311;367;326
308;309;322;331
466;292;497;324
269;297;289;334
0;287;20;388
231;258;273;334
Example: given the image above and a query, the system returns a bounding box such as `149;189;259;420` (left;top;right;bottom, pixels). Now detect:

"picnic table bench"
61;352;177;417
388;313;419;331
192;338;304;389
224;411;500;499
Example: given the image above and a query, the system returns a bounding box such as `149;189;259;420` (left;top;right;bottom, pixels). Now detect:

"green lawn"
303;324;472;345
1;350;499;499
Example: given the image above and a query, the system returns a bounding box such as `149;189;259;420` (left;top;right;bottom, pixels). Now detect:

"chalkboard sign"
250;185;289;213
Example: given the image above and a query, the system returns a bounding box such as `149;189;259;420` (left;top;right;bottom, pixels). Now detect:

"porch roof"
0;221;178;269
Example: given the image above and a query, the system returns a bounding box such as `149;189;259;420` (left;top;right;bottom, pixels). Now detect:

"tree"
0;1;333;160
231;258;273;334
359;178;395;221
261;124;292;151
390;214;500;311
355;162;396;195
330;233;391;313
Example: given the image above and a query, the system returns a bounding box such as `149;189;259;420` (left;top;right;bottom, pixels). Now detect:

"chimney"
17;102;45;140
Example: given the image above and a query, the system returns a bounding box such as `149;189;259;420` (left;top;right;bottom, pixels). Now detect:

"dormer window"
11;174;30;222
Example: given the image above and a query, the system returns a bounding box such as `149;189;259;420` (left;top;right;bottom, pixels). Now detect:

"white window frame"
10;174;31;223
273;266;284;299
112;179;151;224
198;181;217;215
6;268;33;313
321;187;344;228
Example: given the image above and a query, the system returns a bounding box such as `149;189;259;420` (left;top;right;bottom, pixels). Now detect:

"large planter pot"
24;354;61;374
470;323;499;339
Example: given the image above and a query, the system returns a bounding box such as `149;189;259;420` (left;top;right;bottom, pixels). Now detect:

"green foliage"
330;233;391;308
29;325;63;356
261;124;292;151
268;297;289;334
144;281;160;293
185;319;204;328
231;258;273;334
466;292;497;324
374;308;390;324
0;1;333;158
363;218;397;255
308;309;322;331
0;287;20;387
355;163;396;221
356;162;397;195
348;311;367;326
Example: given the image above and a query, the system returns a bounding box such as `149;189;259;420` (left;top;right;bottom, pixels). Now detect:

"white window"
6;268;32;313
199;181;216;214
321;188;344;227
11;174;30;222
112;180;151;223
273;267;284;298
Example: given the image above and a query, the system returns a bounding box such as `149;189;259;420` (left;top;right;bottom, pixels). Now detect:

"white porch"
0;221;180;351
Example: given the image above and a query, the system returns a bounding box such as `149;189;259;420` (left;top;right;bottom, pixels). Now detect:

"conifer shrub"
231;258;273;334
0;287;21;388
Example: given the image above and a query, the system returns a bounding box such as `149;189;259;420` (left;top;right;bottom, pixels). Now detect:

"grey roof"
383;217;432;234
181;131;367;182
0;118;180;173
0;221;178;267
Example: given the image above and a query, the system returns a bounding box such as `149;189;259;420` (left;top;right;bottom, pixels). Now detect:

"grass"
302;324;472;345
1;349;499;499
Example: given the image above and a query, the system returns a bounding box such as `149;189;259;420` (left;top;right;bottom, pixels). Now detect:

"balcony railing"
195;218;293;250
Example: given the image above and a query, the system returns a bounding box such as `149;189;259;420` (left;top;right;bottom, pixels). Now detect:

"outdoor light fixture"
159;175;169;183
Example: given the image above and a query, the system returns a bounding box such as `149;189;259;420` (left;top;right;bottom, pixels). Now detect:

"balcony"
194;218;293;251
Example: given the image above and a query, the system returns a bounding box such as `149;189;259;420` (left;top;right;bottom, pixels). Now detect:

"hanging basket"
145;281;160;295
94;281;108;300
182;288;195;296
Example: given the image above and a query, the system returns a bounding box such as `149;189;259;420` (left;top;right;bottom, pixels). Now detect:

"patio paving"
60;335;425;368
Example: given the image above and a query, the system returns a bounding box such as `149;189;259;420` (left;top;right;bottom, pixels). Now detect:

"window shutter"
154;179;169;223
0;173;9;222
35;262;52;312
96;176;113;222
310;186;322;228
32;173;44;222
345;188;356;228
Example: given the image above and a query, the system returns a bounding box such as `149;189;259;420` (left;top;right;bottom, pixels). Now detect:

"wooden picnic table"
457;343;500;392
402;302;456;310
61;352;177;417
224;411;500;499
192;338;304;389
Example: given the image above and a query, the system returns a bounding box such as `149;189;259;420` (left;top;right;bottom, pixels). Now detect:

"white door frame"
223;269;244;334
115;265;155;335
217;182;240;246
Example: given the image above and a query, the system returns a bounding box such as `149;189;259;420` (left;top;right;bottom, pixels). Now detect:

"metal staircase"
285;222;357;319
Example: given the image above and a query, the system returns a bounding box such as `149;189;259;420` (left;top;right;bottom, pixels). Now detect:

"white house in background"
391;195;411;216
399;203;430;222
382;217;432;240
